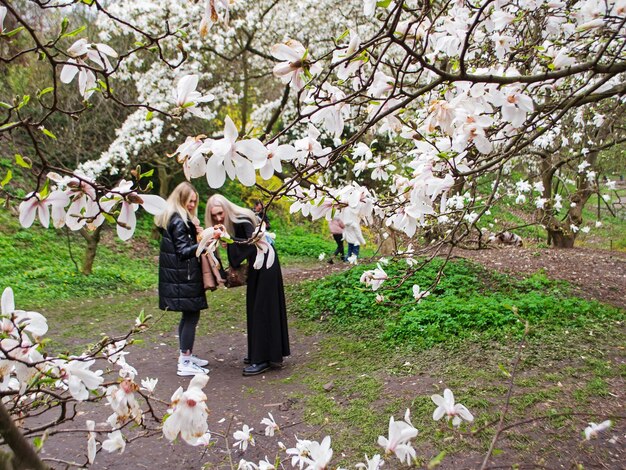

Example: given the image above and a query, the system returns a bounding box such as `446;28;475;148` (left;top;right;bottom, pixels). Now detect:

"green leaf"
40;127;57;140
377;0;393;7
33;437;43;450
140;169;154;179
0;122;18;130
1;170;12;188
492;449;504;456
38;87;54;98
0;102;12;109
428;451;446;469
498;363;511;377
145;111;154;121
17;95;30;110
81;0;95;4
40;179;50;199
61;25;86;39
60;17;69;34
4;26;25;38
15;154;32;169
335;29;350;42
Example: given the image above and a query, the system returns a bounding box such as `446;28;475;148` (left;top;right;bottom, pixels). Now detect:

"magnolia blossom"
377;410;418;465
207;116;267;188
105;179;166;240
101;430;126;453
194;432;212;447
60;38;118;99
199;0;231;36
174;74;214;116
584;420;612;440
1;287;49;338
18;191;69;229
140;377;158;393
286;438;313;469
356;454;384;470
55;358;104;401
303;436;333;470
253;230;276;270
363;0;377;17
431;388;474;427
332;29;363;81
260;141;296;180
0;6;7;33
412;285;430;302
491;88;534;128
261;412;279;436
107;379;142;424
360;264;388;291
271;39;322;91
162;374;210;445
233;424;255;451
86;420;97;464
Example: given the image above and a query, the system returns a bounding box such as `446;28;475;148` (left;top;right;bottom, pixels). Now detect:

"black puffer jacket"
158;213;208;312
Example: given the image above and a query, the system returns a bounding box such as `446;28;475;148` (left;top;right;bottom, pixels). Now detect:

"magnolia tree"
1;0;624;467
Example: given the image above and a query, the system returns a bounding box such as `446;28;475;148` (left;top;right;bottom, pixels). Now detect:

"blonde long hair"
155;181;199;229
205;194;257;236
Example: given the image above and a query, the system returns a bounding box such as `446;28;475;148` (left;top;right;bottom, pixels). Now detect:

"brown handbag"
200;254;226;291
226;263;248;288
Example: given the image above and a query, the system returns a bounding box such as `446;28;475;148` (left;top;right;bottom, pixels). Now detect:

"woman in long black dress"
205;194;290;376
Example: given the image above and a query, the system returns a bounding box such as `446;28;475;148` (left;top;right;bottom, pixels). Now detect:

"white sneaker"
177;360;209;377
187;354;209;367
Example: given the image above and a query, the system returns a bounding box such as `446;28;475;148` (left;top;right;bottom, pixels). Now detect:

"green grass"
292;258;624;350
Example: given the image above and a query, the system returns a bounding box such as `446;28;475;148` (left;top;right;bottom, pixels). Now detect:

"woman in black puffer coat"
156;182;209;377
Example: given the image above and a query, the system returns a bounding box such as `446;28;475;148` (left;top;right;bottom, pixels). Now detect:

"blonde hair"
205;194;257;235
155;181;199;229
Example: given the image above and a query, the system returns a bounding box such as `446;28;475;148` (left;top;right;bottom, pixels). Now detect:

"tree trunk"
547;228;576;248
80;225;103;275
0;402;49;470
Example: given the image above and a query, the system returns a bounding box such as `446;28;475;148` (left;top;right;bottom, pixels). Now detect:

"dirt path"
453;246;626;309
37;249;625;469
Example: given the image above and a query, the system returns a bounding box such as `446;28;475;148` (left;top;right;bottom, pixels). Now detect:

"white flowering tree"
1;0;625;467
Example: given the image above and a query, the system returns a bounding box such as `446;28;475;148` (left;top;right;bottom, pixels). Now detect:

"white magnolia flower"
162;374;210;445
194;432;212;447
271;39;322;91
207;116;267;188
584;420;612;440
140;377;158;394
431;388;474;427
364;0;377;17
412;285;430;302
55;358;104;401
199;0;231;36
377;411;418;465
260;141;296;180
86;420;97;464
303;436;333;470
261;412;279;436
174;74;214;116
0;6;7;33
101;430;125;453
233;424;255;451
360;264;388;291
286;438;313;469
318;253;326;261
60;38;118;99
1;287;49;338
105;179;167;241
356;454;384;470
18;191;69;229
347;254;358;265
107;379;142;424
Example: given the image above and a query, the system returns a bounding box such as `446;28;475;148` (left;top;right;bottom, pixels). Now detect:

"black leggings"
332;234;344;258
178;310;200;353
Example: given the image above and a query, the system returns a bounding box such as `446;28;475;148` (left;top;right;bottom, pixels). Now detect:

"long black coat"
158;213;208;312
228;221;290;364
